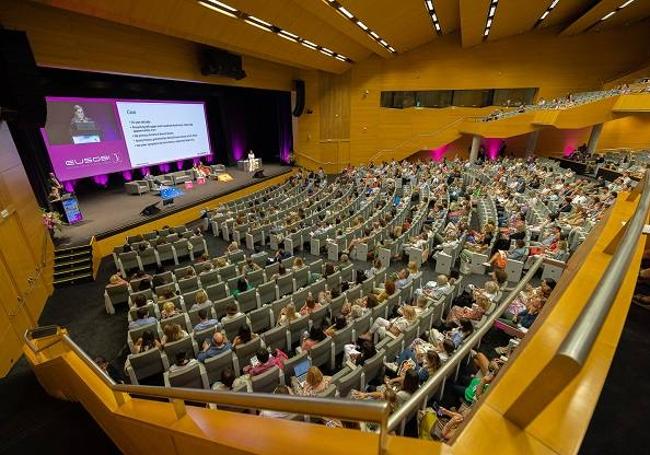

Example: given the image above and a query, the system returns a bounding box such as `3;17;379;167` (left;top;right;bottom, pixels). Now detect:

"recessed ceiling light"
324;0;397;53
356;20;368;30
338;6;354;19
600;0;636;22
198;0;352;62
483;0;500;39
536;0;560;25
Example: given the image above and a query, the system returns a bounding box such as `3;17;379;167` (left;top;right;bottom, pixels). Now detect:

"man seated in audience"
197;331;232;363
194;309;219;332
169;351;198;373
128;307;157;330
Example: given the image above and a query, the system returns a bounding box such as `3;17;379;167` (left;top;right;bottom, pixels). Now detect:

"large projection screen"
40;97;212;181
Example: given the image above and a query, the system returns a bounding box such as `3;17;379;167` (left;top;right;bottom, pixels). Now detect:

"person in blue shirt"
193;308;219;332
197;331;232;363
128;308;157;330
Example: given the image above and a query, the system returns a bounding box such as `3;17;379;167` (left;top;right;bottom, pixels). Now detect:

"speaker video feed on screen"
41;97;212;181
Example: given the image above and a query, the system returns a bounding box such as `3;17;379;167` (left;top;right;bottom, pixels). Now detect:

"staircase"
53;243;94;287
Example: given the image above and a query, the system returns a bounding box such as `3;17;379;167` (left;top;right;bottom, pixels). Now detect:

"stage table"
237;158;262;172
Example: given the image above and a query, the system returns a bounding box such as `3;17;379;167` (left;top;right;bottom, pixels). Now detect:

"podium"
51;194;83;224
70;121;102;144
237;158;262;172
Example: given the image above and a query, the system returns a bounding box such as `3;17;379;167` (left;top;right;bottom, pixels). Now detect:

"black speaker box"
292;79;305;117
199;46;246;80
0;30;47;127
140;202;161;216
253;169;266;178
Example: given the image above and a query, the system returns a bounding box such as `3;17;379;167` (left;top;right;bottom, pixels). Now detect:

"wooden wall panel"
0;0;297;91
319;72;351;140
296;23;650;165
0;122;54;376
598;114;650;151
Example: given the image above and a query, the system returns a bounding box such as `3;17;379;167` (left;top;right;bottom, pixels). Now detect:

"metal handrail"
556;170;650;365
387;257;544;432
293;151;349;167
24;329;390;453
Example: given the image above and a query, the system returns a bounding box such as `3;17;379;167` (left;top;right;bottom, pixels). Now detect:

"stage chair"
171;171;192;185
125;180;150;196
164;362;209;390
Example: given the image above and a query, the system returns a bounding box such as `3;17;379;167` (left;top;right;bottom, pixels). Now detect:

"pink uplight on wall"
122;170;133;181
140;167;150;177
92;174;109;187
429;144;449;162
158;163;171;173
482;138;504;161
63;180;77;193
176;160;185;170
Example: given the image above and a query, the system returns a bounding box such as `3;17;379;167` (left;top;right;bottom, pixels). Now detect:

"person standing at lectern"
248;150;256;172
48;172;64;192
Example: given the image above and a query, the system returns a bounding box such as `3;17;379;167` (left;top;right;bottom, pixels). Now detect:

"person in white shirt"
247;150;256;172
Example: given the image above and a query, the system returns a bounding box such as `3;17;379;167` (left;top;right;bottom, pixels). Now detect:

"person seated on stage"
48;172;64;191
48;186;62;201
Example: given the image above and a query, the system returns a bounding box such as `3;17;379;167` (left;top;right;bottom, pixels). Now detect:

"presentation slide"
40;97;212;181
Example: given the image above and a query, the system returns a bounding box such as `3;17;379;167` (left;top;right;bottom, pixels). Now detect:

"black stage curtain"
14;68;292;198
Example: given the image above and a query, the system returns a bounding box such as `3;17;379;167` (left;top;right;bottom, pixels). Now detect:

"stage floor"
57;164;291;247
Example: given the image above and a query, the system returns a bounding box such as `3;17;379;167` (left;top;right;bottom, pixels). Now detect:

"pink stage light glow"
429;144;449;162
92;174;109;187
482;138;504;161
158;163;171;173
122;170;133;181
176;160;185;170
63;180;77;193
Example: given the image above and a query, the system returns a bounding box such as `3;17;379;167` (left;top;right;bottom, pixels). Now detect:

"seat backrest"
335;367;362;398
309;338;332;370
265;262;279;279
371;301;388;321
129;289;153;306
155;282;176;297
160;313;190;334
309;305;329;329
282;352;309;386
383;334;404;364
329;294;347;318
206;282;227;302
212;295;235;319
257;281;277;306
293;267;309;289
332;324;354;355
277;273;294;297
218;264;237;281
163;336;196;362
106;284;129;303
167;363;205;389
251;366;281;393
234;337;262;371
222;314;249;341
248;307;272;334
317;384;337;398
288;314;310;345
199;270;220;288
251;252;269;268
203;349;236;385
326;271;341;290
182;289;201;309
353;312;372;337
291;287;309;308
261;326;289;352
236;288;258;313
310;279;326;297
128;322;159;345
246;269;265;287
340;264;354;283
309;259;323;275
362;350;385;385
228;250;245;264
346;284;362;302
127;349;166;382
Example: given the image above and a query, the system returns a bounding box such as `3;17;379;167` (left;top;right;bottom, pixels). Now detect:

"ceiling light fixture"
423;0;443;35
536;0;560;26
322;1;397;54
483;0;499;40
600;0;636;21
197;0;352;63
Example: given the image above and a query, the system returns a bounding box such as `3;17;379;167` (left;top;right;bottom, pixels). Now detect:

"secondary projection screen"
40;97;211;181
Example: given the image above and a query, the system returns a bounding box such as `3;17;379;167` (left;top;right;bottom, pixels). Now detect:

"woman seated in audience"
323;262;337;278
395;268;412;289
277;302;301;326
231;277;252;298
225;241;239;254
213;256;230;268
389;347;441;385
291;256;305;271
270;263;288;282
107;274;128;290
299;295;322;316
366;258;383;278
373;278;397;302
502;278;556;321
169;351;198;373
444;291;491;326
354;369;419;411
325;314;348;337
239;258;261;275
300;325;327;352
366;305;417;340
220;302;244;325
452;351;500;406
547;239;570;262
413;294;430;316
232;325;258;348
346;304;369;324
160;301;181;319
131;294;150;309
292;366;332;397
161;323;188;346
344;339;377;366
507;239;529;262
190;289;212;310
421;275;453;301
133;330;161;354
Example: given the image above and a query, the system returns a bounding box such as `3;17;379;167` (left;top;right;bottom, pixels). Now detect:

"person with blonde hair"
106;274;128;289
293;366;332;397
367;305;417;340
190;289;212;310
292;256;305;270
277;302;300;326
160;300;180;319
161;323;188;345
407;260;419;275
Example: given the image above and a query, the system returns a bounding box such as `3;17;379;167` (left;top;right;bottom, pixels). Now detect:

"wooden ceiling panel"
560;0;624;35
436;0;461;34
337;0;435;52
592;1;650;31
538;0;600;28
488;0;549;41
225;0;371;61
460;0;492;47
